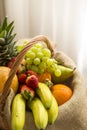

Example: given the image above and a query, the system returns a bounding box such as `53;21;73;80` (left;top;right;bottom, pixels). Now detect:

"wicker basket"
0;35;87;130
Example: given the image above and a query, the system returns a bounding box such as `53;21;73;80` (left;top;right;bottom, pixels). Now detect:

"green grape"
31;46;38;53
46;59;53;66
26;51;36;59
54;69;61;77
26;58;32;65
36;52;44;59
16;45;24;52
25;50;32;57
42;48;51;57
39;62;46;70
23;40;29;45
33;58;40;65
46;59;60;76
52;58;58;64
34;43;43;48
30;65;39;73
51;63;58;71
42;57;49;62
51;64;56;71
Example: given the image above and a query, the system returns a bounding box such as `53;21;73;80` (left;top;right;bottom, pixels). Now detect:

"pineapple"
0;17;17;66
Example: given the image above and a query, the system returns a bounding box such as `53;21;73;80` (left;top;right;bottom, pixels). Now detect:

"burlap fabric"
0;36;87;130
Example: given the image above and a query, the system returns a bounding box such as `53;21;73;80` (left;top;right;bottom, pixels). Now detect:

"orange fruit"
0;66;19;94
38;72;51;82
51;84;73;106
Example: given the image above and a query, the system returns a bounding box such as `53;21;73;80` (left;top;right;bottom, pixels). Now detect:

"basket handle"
0;35;54;105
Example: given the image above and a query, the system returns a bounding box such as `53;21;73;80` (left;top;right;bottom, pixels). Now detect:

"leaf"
2;17;8;30
0;26;2;33
0;30;6;37
7;33;16;44
7;26;14;37
6;21;15;40
6;21;14;33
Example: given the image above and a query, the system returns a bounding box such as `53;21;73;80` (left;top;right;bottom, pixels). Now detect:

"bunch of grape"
16;42;61;77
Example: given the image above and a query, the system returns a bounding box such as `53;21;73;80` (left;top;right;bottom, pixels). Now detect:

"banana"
47;96;58;124
28;97;48;130
36;82;53;109
11;94;26;130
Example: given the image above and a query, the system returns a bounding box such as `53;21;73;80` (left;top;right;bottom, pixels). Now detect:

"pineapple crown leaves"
0;17;17;66
0;17;16;43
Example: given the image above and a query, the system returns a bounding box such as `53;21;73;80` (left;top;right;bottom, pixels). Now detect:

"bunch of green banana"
27;82;58;130
11;94;26;130
11;83;58;130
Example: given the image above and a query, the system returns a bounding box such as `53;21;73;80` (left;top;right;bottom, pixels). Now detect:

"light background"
0;0;87;81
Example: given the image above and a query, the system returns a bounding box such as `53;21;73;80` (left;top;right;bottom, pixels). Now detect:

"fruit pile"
0;17;74;130
16;41;61;76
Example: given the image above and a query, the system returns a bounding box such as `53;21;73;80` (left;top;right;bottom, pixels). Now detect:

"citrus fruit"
0;66;19;94
38;72;51;82
51;84;73;106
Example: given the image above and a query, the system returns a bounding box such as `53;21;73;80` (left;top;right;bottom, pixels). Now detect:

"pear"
51;65;75;84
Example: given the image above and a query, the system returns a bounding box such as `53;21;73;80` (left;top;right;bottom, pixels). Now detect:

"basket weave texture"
0;35;87;130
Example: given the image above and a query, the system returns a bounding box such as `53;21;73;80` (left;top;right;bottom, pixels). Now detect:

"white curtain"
1;0;87;79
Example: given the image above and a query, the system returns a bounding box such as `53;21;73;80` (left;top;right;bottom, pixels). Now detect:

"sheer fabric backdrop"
1;0;87;79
